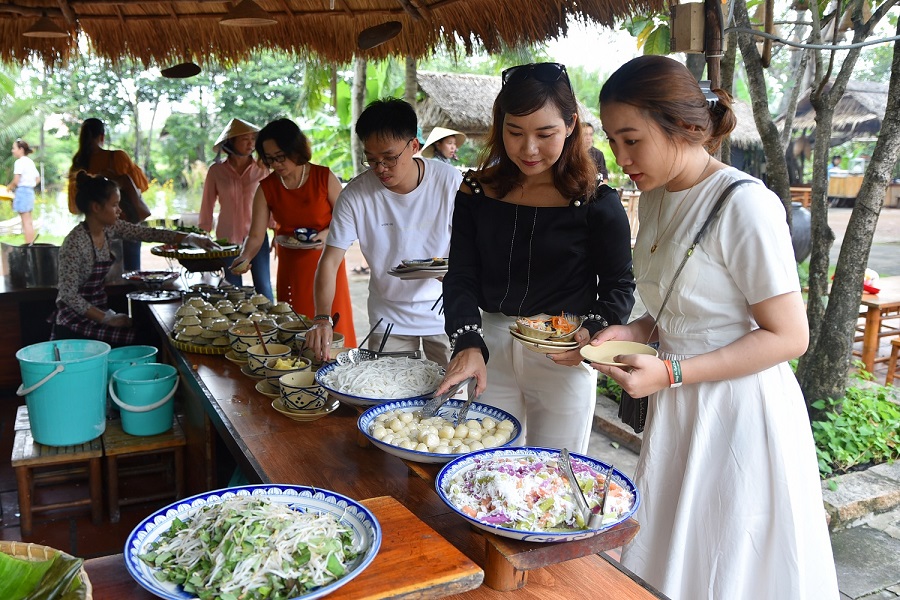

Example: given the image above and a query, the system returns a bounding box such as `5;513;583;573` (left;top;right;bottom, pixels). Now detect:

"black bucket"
1;242;60;288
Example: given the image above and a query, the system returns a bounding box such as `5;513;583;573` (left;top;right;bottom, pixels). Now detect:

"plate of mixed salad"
436;447;639;543
125;484;382;600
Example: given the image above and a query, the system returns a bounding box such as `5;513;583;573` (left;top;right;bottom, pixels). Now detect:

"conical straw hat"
420;127;466;158
213;118;261;152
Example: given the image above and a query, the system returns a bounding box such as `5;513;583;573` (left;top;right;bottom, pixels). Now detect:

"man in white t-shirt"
305;99;462;366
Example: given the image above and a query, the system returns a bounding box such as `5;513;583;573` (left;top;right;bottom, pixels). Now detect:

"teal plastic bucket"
16;340;110;446
109;364;178;436
107;345;158;387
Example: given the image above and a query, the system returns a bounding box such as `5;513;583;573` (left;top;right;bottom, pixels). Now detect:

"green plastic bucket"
109;363;179;436
16;340;110;446
107;345;158;386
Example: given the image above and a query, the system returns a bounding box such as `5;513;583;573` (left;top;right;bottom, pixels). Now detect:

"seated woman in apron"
52;171;219;345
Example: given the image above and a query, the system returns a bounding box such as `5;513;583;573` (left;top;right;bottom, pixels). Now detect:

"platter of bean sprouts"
357;398;523;464
124;485;381;600
316;357;444;408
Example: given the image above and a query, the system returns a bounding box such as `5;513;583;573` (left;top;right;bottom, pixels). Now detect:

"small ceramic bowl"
227;323;278;356
268;301;293;315
515;315;553;340
246;343;292;375
279;371;328;411
175;305;200;317
212;336;231;347
209;318;232;332
294;227;318;243
300;333;345;365
227;291;246;303
263;355;312;384
186;297;207;308
176;315;202;327
237;301;256;314
277;321;309;348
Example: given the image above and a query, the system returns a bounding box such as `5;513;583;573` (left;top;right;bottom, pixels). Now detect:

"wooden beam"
0;4;63;17
57;0;78;26
397;0;423;20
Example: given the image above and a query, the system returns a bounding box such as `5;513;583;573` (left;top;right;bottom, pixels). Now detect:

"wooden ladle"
253;321;269;355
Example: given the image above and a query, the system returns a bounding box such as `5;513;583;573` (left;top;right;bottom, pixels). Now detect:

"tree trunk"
351;57;367;179
733;0;791;207
404;56;417;108
799;16;900;405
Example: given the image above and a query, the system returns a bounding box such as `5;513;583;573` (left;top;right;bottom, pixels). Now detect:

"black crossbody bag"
619;179;754;433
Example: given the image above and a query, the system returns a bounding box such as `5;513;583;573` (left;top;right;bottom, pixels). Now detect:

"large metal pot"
1;242;60;288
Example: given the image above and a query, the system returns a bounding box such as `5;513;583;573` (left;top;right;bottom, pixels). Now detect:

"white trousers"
480;312;597;453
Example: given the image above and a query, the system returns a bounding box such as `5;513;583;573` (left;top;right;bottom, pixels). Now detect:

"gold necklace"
279;163;308;190
650;155;712;254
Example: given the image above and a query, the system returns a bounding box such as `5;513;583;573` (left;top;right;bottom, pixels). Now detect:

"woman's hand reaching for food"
182;233;222;251
435;347;487;398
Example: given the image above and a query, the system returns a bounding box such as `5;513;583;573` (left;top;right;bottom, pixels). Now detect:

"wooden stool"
887;337;900;385
101;418;186;523
10;428;103;537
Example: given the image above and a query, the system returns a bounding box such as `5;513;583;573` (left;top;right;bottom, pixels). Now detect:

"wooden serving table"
858;275;900;373
83;302;664;599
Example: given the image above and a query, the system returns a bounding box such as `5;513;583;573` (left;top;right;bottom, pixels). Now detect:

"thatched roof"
416;71;499;135
416;70;597;137
0;0;664;68
730;99;762;149
788;80;888;135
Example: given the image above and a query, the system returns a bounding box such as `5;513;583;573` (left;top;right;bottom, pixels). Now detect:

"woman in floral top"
53;171;218;345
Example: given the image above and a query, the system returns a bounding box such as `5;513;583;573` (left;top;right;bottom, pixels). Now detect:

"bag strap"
646;178;755;344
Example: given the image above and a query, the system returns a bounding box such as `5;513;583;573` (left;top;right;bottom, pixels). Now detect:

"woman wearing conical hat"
420;127;467;164
200;118;274;301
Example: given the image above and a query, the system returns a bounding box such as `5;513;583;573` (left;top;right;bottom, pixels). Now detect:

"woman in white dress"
587;55;838;600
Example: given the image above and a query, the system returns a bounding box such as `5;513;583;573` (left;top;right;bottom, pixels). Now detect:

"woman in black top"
436;62;635;452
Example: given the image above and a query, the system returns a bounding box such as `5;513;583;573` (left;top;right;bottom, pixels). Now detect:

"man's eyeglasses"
262;153;288;166
501;62;573;96
362;138;414;169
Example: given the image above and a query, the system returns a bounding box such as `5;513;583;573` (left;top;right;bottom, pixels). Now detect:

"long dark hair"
73;171;118;215
71;118;105;172
13;139;33;155
479;67;595;200
599;55;736;153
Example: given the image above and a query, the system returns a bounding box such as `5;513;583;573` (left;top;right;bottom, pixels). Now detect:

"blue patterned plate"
358;399;522;464
124;484;382;600
436;446;640;542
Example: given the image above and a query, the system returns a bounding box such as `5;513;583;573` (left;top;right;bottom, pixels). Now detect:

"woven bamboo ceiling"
0;0;663;68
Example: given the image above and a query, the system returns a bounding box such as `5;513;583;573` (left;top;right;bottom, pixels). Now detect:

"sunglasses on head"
501;62;573;95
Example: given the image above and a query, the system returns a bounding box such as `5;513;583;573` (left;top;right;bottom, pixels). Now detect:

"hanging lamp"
23;13;69;38
357;21;402;50
220;0;277;27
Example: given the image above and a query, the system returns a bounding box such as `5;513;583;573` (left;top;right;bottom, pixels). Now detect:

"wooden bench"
101;417;186;523
10;424;103;536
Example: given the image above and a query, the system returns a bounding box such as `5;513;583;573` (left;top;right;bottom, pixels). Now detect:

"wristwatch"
313;314;333;326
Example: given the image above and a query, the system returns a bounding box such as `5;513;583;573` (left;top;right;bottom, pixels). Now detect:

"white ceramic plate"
510;333;579;354
399;258;448;269
315;361;442;408
579;341;658;366
436;447;640;543
124;485;382;600
357;399;522;464
275;235;323;250
272;397;340;422
255;379;280;398
225;350;248;365
240;364;265;379
508;328;579;347
387;268;448;280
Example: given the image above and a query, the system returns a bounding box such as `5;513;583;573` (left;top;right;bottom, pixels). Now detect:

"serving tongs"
559;448;607;529
336;348;422;365
422;377;476;425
